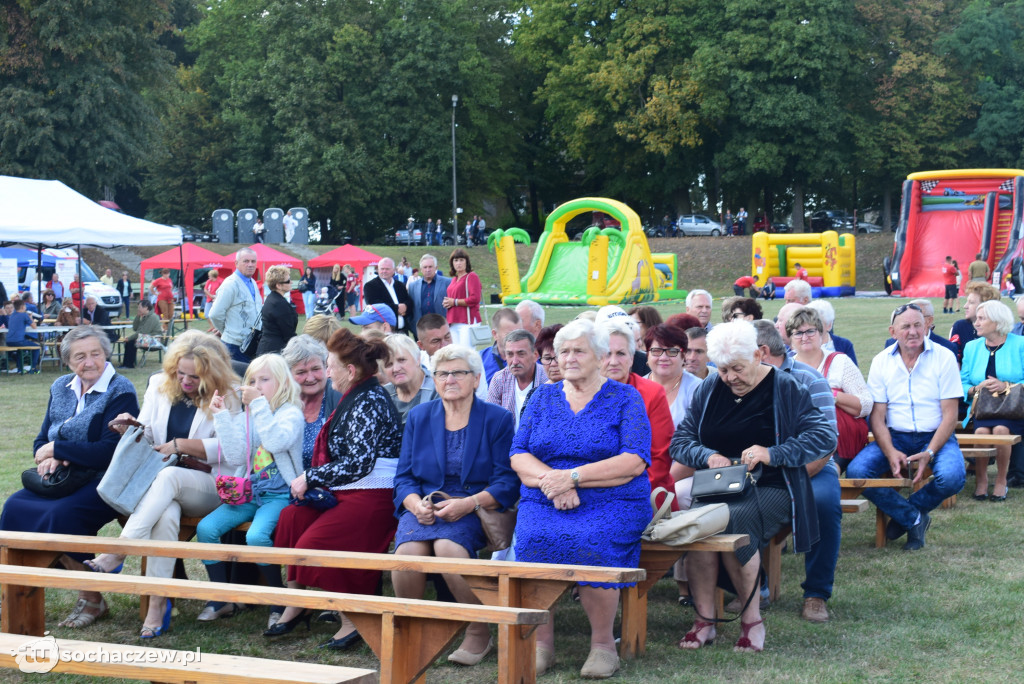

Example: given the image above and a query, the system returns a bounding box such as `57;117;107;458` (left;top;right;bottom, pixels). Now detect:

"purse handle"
648;486;676;525
217;408;252;478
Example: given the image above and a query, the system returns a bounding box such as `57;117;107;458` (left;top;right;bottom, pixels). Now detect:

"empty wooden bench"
0;632;375;683
619;534;749;658
0;531;638;684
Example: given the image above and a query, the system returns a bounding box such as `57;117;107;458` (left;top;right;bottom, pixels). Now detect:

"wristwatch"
570;470;580;486
925;449;935;458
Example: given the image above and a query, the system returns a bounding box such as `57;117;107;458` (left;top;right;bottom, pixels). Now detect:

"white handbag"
97;425;176;516
641;487;730;545
465;279;491;347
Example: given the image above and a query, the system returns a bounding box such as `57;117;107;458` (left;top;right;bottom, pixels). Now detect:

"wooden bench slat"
0;633;375;684
841;499;869;513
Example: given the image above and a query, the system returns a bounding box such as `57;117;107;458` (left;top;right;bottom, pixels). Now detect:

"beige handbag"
425;490;516;552
641;487;729;546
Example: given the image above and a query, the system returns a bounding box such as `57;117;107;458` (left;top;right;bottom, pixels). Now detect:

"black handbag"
240;312;263;358
22;463;101;499
691;463;758;503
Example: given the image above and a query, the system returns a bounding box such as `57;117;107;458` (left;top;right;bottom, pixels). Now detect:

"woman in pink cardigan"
443;248;482;348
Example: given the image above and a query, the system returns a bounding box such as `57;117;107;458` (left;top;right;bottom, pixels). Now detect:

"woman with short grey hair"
554;318;610;359
431;343;485;378
61;325;113;365
384;334;436;427
283;335;340;471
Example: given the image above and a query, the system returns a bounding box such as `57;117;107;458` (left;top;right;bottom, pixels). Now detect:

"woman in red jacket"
442;248;482;348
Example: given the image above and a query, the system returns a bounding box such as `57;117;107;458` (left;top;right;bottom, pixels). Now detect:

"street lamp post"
451;94;458;242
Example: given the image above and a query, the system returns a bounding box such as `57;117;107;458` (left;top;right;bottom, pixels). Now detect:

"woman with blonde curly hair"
83;330;240;638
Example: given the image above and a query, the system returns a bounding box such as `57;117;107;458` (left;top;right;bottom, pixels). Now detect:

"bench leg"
0;548;59;635
496;576;537;684
766;542;782;603
875;509;887;549
350;612;463;684
618;586;646;659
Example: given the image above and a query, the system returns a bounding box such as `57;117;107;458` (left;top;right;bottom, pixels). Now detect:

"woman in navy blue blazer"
961;300;1024;501
391;344;519;667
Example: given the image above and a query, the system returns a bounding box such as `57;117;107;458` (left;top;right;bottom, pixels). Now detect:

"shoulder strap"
822;351;840;377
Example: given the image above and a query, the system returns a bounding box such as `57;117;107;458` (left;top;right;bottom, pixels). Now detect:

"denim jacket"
670;368;837;553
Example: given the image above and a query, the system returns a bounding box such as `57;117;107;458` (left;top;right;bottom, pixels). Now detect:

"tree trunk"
882;186;893;232
793;184;806;232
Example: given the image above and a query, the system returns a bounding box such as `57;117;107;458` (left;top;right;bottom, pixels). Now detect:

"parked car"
753;216;791;233
809;210;854;232
676;214;724;236
645;223;667;238
390;222;456;246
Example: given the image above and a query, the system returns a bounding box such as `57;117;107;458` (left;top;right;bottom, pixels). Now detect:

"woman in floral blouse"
267;328;400;650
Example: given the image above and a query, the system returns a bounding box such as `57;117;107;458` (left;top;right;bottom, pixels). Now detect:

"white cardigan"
137;374;220;473
212;397;304;483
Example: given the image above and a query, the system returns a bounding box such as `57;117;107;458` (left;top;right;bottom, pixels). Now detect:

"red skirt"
274;488;397;594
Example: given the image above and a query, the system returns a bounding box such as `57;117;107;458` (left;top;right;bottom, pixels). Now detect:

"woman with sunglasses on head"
391;344;519;667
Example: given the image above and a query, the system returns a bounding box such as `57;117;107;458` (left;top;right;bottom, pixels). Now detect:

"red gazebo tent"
225;243;304;281
139;243;231;312
308;245;384;308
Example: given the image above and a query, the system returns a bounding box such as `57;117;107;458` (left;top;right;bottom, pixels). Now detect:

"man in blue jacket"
407;254;451;340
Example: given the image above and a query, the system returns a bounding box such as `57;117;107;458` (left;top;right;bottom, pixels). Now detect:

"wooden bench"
0;531;637;684
0;563;544;684
0;631;375;683
839;478;913;548
620;534;748;659
0;345;39;373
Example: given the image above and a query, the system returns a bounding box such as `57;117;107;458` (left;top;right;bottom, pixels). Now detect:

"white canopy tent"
0;175;182;248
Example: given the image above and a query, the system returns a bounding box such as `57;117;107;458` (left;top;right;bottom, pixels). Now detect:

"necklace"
182;396;195;409
987;342;1005;357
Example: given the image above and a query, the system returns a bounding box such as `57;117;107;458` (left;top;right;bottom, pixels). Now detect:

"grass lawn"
1;295;1021;682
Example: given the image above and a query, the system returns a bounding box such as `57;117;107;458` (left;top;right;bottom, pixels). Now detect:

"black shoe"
319;630;362;651
903;512;930;551
972;493;988;501
263;609;312;637
1007;475;1024;489
885;518;907;541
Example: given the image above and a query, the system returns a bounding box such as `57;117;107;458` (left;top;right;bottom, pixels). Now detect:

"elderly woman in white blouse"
788;307;872;471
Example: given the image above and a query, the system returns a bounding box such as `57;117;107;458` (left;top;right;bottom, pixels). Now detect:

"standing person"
968;253;990;282
443;248;482;349
408;254;452;339
961;300;1024;501
510;320;651;678
435;218;444;246
476;215;487;245
69;275;82;309
268;329;400;650
253;218;266;244
736;207;748;236
0;327;138;630
47;271;64;300
202;269;222;320
847;304;965;551
100;268;114;287
197;354;304;628
363;258;412;334
298;267;317;318
119;299;163;369
255;265;298;356
343;264;360;317
941;256;959;314
465;219;474;247
283;210;298;243
724;209;734;237
209;247;262;363
328;264;346;305
150;269;176;321
117;272;133;318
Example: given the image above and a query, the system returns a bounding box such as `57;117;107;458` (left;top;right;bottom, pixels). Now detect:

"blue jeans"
121;296;131;318
223;342;249;364
196;492;291;566
803;459;841;600
847;432;965;530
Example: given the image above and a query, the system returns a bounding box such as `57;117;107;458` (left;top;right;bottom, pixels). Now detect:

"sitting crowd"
7;261;1022;679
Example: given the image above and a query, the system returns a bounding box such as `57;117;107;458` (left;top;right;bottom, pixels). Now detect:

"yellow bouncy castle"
751;230;856;297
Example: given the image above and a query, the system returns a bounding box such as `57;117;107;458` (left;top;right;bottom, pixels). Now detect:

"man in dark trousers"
362;257;413;334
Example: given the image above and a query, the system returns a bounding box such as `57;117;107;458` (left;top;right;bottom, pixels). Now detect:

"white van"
20;249;122;317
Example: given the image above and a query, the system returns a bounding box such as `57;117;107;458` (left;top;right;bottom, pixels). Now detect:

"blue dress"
394;427;487;555
512;380;652;588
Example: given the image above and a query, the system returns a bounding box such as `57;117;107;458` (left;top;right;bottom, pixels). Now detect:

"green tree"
0;0;174;197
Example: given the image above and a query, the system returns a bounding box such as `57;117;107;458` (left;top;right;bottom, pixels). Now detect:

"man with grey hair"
80;294;117;343
883;298;957;357
363;257;413;334
1009;295;1024;336
407;254;451;338
784;279;812;305
807;300;858;366
754;320;841;623
210;247;261;362
685;289;713;331
487;329;547;428
515;300;545;338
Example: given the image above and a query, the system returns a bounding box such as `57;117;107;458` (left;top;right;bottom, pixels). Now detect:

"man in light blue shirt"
847;304;965;551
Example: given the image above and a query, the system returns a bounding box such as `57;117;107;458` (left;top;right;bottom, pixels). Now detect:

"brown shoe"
801;597;829;623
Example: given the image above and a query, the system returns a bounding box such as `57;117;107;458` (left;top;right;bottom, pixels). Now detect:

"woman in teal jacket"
961;300;1024;502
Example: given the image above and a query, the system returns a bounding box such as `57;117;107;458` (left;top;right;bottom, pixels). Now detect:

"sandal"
734;618;764;653
57;597;108;629
679;620;715;649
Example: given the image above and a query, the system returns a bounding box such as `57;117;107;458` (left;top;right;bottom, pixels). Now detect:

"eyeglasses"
891;303;922;323
540;355;558;365
790;328;819;339
433;369;474;380
648;346;682;357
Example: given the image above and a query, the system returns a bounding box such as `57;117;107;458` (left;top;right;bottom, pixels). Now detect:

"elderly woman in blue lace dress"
511;319;651;679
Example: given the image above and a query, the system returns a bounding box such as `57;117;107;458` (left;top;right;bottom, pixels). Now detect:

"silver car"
677;214;724;236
